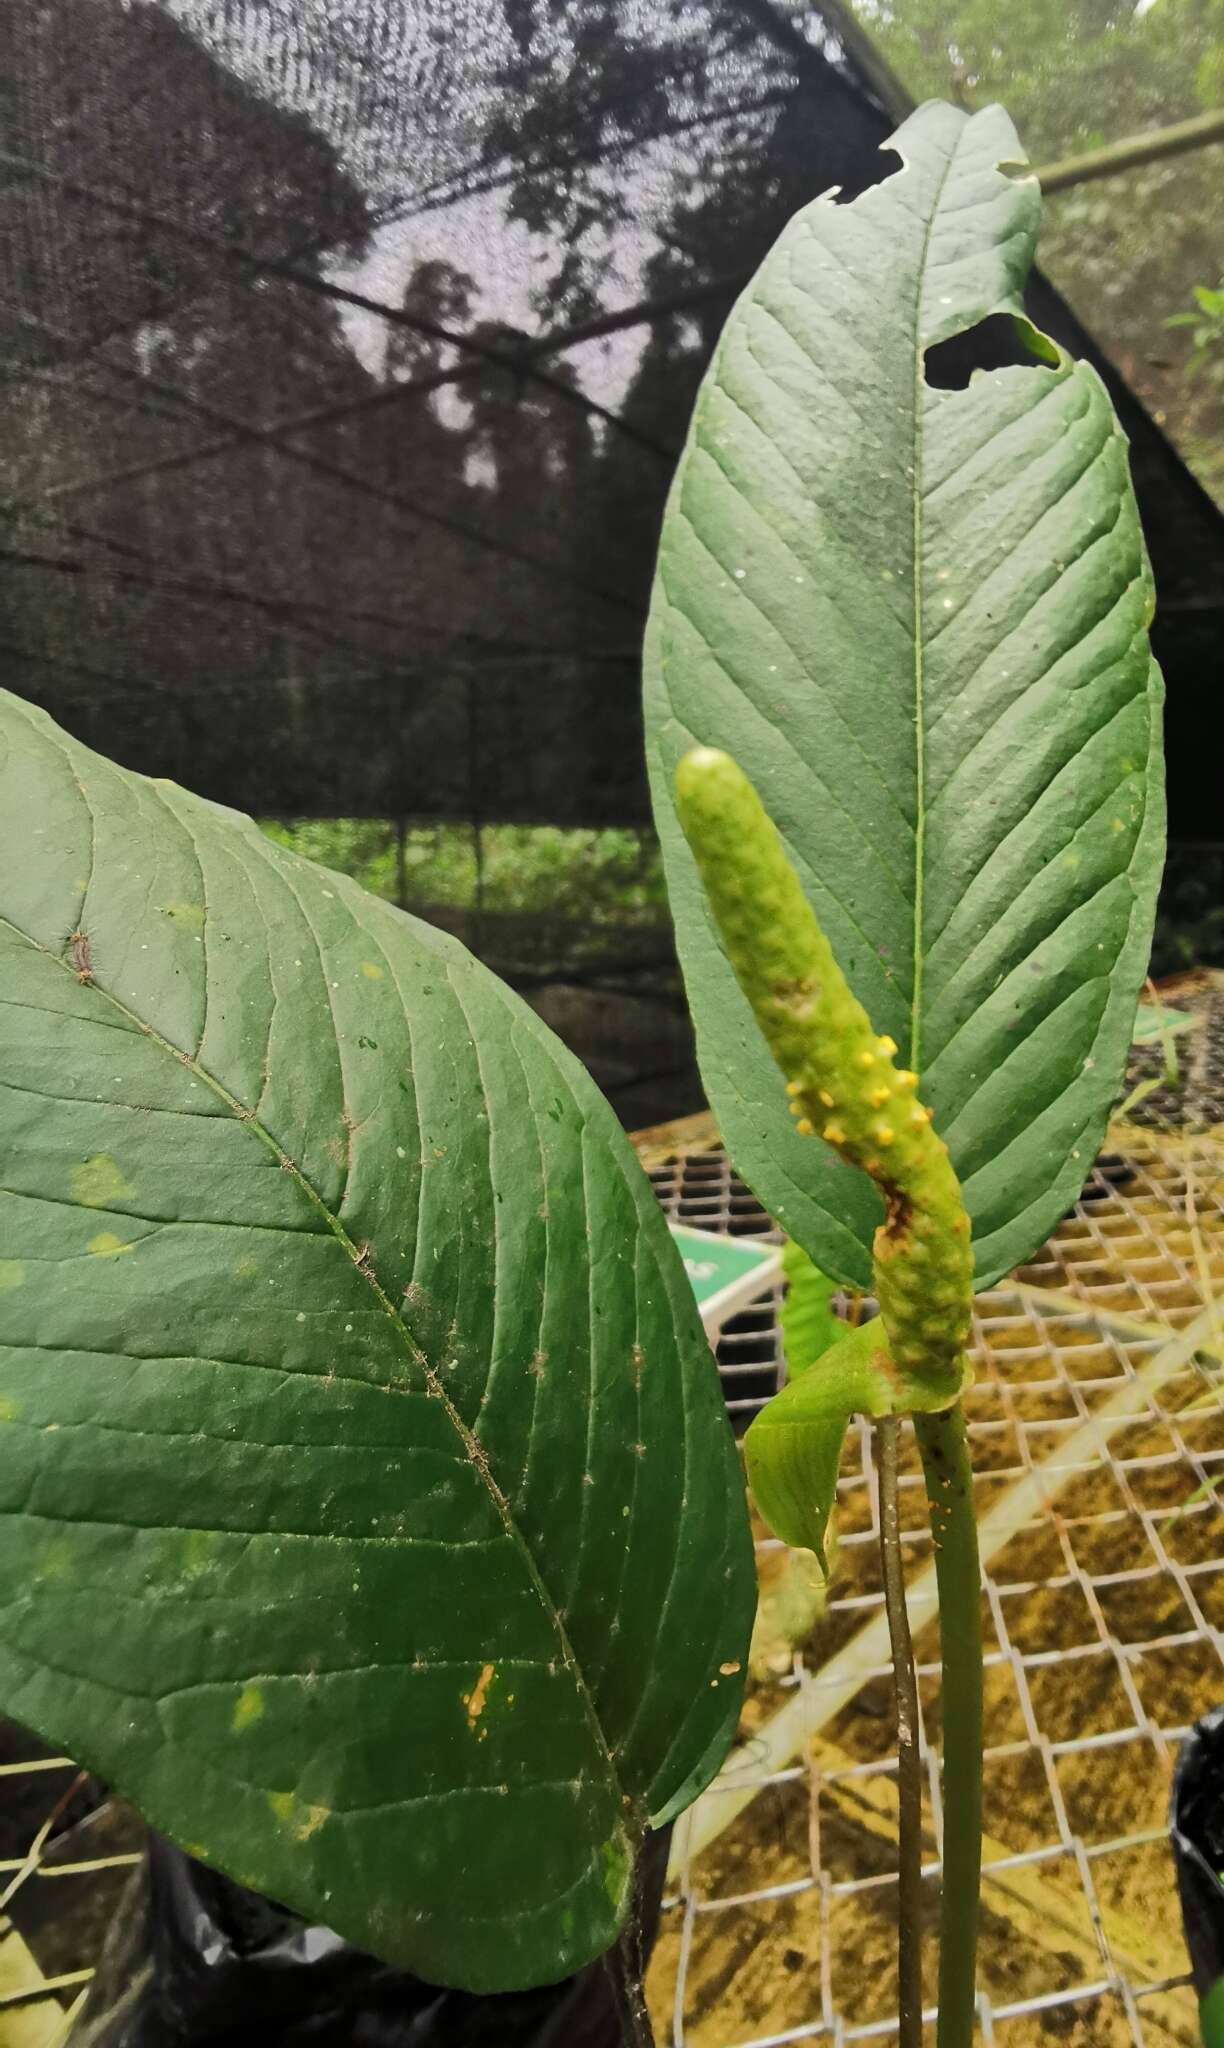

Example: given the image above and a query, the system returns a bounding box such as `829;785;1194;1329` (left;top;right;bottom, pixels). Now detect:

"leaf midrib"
0;897;628;1815
908;130;963;1076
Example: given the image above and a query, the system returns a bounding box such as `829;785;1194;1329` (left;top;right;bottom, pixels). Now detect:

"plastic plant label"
670;1224;781;1335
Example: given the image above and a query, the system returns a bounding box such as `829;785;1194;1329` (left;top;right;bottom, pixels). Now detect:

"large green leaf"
0;691;754;1991
644;100;1165;1292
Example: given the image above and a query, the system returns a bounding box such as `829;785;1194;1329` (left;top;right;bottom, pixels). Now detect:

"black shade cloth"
2;0;1221;834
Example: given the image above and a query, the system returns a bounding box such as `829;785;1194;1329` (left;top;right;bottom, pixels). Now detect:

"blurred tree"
843;0;1224;501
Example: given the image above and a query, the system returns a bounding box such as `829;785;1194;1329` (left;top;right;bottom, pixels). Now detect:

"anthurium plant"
644;98;1165;2048
0;89;1164;2046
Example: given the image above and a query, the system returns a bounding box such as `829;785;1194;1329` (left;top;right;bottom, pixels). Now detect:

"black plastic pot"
72;1828;670;2047
66;1157;731;2044
1171;1706;1224;2046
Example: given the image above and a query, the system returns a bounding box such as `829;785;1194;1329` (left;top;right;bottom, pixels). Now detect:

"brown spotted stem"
878;1415;925;2048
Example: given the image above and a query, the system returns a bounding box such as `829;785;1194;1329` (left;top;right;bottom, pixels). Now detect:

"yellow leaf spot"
182;1529;218;1575
232;1685;265;1733
824;1122;847;1146
855;1050;875;1070
71;1154;136;1209
38;1538;73;1581
896;1070;919;1091
0;1262;24;1294
0;1397;18;1423
868;1086;890;1108
162;900;206;928
719;1660;742;1676
911;1106;933;1127
233;1255;259;1281
464;1661;496;1726
1111;817;1125;833
601;1833;630;1911
359;960;384;980
873;1124;895;1146
87;1232;133;1258
795;1117;813;1137
818;1089;835;1108
785;1080;803;1097
877;1036;898;1056
267;1790;330;1842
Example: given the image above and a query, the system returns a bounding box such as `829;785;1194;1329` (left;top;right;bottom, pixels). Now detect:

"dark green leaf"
644;101;1164;1290
0;692;754;1991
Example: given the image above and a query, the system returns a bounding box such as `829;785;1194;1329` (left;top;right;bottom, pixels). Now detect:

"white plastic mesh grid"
641;1116;1224;2048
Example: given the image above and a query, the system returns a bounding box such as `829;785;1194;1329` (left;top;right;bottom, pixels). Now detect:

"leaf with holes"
0;691;755;1991
644;99;1165;1291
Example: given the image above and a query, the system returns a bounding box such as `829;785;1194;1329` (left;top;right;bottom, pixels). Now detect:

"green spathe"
0;689;755;1992
645;98;1165;1292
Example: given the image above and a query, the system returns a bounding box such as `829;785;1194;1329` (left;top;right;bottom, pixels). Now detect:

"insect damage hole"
923;312;1058;391
830;144;903;206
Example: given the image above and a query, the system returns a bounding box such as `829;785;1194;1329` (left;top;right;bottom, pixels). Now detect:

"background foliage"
260;819;666;923
847;0;1224;504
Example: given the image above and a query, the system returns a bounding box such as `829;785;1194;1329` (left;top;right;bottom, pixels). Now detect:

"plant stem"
1033;105;1224;193
877;1415;924;2048
914;1405;982;2048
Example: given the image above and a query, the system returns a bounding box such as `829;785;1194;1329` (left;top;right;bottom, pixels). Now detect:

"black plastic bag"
1170;1705;1224;2044
71;1829;669;2047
